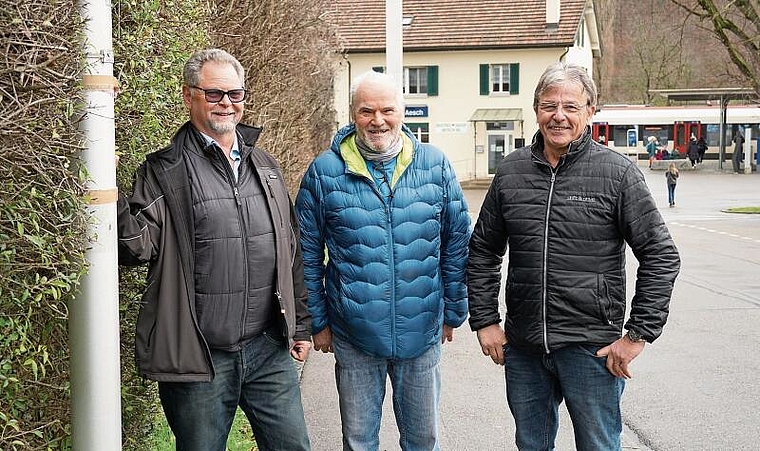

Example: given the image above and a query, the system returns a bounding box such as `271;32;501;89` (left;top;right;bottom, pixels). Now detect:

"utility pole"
386;0;403;94
70;0;122;449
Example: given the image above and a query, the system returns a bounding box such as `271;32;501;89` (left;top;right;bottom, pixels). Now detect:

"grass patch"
151;407;257;450
724;206;760;214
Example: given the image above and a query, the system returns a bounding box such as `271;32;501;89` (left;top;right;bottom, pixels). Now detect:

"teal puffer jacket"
296;124;470;359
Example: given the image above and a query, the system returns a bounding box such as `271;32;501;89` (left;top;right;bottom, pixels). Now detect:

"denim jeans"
332;335;441;451
158;330;310;451
667;183;676;205
503;344;625;451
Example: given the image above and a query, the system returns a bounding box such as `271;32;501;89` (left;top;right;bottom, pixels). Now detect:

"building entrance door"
488;133;512;174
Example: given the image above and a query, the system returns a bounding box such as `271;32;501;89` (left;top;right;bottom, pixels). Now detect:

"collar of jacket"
150;121;263;164
336;124;416;188
529;125;593;166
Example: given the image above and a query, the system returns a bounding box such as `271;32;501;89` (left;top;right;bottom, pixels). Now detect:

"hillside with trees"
595;0;757;104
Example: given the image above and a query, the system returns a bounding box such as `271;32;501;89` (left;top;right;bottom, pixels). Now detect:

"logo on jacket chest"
566;195;597;203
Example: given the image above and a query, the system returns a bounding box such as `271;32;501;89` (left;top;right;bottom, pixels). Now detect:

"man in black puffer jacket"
467;62;680;451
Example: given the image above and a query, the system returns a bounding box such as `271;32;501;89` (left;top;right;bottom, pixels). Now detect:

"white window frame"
404;67;428;95
490;64;511;93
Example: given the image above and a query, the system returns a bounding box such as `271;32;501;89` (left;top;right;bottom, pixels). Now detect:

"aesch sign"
405;106;428;118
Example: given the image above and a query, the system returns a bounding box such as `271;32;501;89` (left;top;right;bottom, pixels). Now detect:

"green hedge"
2;0;338;449
0;1;88;449
112;1;211;448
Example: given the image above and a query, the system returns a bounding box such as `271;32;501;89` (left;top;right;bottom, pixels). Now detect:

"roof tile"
327;0;587;52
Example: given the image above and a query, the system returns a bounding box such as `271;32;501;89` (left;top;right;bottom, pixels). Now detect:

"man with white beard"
296;70;471;451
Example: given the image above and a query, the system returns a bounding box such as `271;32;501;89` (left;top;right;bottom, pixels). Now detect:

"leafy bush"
0;1;87;449
112;1;209;448
2;0;339;448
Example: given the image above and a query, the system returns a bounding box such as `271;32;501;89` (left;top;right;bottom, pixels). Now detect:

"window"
480;63;519;95
491;64;510;93
374;66;438;96
406;122;429;143
486;122;515;131
404;67;428;95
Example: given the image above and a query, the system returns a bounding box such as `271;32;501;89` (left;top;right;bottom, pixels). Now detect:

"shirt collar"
199;132;240;161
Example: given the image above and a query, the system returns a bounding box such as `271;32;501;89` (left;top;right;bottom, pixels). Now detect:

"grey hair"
533;61;597;109
349;70;404;111
183;49;245;87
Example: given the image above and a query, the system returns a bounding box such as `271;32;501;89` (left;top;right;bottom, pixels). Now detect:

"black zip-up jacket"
117;122;310;382
467;128;679;354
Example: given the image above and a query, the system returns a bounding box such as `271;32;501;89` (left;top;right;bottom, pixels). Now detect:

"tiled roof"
327;0;588;52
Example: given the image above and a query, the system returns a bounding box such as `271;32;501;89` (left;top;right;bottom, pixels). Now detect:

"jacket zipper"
263;173;287;334
218;149;249;342
354;166;397;356
542;169;557;354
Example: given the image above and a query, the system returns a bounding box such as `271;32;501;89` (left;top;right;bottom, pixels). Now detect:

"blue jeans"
504;344;624;451
332;335;441;451
667;183;676;205
158;330;310;451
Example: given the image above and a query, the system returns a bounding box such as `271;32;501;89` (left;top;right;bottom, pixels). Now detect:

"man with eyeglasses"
117;48;311;450
295;70;470;450
467;61;680;450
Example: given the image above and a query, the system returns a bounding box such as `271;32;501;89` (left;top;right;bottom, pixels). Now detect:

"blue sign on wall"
405;106;428;118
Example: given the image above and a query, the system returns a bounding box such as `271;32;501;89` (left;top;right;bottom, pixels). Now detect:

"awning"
469;108;523;122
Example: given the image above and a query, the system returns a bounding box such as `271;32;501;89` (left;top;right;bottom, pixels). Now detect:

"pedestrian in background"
296;70;470;450
666;162;679;207
467;61;680;451
117;48;312;451
732;127;745;173
687;135;699;168
696;136;707;164
646;136;657;168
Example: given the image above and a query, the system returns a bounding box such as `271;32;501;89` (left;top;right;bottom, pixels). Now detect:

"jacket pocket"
596;274;613;326
596;273;624;327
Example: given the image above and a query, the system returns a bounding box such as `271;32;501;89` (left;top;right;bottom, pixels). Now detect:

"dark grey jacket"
467;128;679;354
117;122;310;382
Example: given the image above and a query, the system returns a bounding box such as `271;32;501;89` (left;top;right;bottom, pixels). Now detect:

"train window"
642;125;669;147
612;125;636;146
705;124;721;147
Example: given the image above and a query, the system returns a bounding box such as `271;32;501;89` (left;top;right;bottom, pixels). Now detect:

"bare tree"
602;1;692;103
671;0;760;96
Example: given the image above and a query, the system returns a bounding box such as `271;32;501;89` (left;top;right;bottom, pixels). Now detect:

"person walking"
117;48;312;451
696;136;707;164
646;136;657;168
687;135;699;168
467;61;680;451
296;70;470;451
666;162;679;207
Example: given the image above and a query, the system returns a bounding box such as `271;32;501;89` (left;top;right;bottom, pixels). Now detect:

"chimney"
546;0;560;29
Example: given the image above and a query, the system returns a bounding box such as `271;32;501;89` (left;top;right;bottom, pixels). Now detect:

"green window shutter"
479;64;490;95
427;66;438;96
509;63;520;95
372;66;385;73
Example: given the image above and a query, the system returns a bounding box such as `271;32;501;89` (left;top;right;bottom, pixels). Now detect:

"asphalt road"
300;164;760;450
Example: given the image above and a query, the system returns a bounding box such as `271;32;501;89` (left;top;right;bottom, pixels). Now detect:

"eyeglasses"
372;162;394;201
190;86;246;103
537;102;588;114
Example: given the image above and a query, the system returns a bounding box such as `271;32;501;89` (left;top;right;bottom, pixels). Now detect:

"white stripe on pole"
71;1;122;449
386;0;403;94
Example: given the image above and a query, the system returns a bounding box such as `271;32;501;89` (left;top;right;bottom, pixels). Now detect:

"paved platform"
300;325;648;450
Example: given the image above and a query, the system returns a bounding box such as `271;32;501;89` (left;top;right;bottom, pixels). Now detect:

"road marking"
670;221;760;244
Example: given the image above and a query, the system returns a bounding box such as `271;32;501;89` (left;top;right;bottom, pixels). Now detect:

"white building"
327;0;601;180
